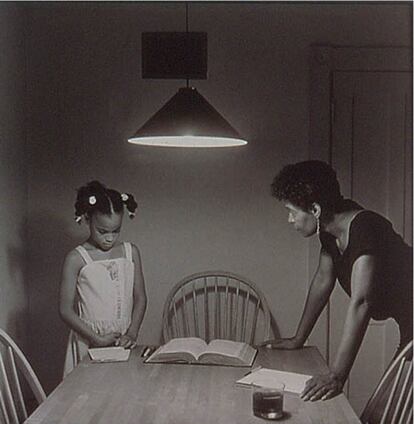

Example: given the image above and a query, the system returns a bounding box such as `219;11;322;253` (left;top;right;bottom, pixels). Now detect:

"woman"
263;160;412;401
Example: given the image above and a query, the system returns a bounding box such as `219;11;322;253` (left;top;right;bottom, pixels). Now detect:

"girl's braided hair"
271;160;343;218
74;180;138;222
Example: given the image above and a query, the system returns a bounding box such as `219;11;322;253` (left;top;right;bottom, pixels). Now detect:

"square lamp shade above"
128;87;248;148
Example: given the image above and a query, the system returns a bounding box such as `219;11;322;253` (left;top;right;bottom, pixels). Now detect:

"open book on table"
236;367;311;394
88;347;131;363
145;337;257;367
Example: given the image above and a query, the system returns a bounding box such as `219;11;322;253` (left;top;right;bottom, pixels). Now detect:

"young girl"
60;181;147;376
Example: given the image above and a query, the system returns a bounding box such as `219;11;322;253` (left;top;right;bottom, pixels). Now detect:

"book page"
150;337;208;361
237;343;257;366
200;339;257;366
88;347;131;363
204;339;246;358
236;368;311;394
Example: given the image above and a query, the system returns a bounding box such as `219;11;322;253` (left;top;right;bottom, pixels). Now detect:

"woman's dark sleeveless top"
319;205;412;321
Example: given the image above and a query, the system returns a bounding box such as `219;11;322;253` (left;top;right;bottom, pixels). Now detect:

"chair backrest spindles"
405;407;412;424
361;340;413;424
398;389;412;424
250;298;261;345
0;328;46;423
224;278;229;340
215;277;221;340
203;277;209;342
392;360;412;424
192;281;199;338
380;358;407;424
0;388;10;424
7;347;28;420
173;301;180;338
181;287;191;337
241;290;250;342
233;282;240;341
0;353;19;423
162;271;272;345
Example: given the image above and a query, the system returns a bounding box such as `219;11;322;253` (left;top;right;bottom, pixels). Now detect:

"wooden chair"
162;271;272;345
360;340;413;424
0;328;46;423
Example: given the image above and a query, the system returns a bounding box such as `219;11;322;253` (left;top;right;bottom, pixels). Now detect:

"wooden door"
309;46;412;415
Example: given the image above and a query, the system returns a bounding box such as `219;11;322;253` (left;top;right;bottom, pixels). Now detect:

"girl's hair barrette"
89;195;97;205
75;215;82;224
121;193;129;202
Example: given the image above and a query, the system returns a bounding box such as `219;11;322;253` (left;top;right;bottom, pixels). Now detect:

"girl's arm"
262;250;336;348
301;255;375;401
118;244;147;348
59;250;120;347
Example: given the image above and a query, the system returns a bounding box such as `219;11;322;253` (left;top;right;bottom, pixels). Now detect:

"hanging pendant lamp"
128;4;247;148
128;86;247;147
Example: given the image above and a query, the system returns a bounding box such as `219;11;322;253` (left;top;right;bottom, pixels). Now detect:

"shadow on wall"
25;211;77;394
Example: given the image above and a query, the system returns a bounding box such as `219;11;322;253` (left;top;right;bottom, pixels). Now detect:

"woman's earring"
316;217;320;235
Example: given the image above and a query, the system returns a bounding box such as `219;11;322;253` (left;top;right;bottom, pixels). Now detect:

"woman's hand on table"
115;334;137;349
259;337;303;350
301;372;344;401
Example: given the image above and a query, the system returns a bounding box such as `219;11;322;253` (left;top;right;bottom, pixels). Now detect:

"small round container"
252;382;285;420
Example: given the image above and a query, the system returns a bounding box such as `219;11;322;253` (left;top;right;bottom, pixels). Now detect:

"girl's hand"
115;334;137;349
259;337;303;350
92;332;121;347
300;372;344;401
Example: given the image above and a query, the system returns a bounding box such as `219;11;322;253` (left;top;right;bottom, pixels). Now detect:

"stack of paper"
88;347;131;363
236;368;311;394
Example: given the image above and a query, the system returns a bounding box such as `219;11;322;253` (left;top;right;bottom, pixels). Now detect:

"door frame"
309;45;412;161
307;45;412;362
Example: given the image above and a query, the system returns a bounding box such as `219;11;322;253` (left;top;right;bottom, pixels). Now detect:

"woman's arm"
263;250;336;348
118;244;147;348
301;255;375;401
59;250;120;347
293;250;337;345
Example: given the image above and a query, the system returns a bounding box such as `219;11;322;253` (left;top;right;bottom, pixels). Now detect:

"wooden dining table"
25;345;361;423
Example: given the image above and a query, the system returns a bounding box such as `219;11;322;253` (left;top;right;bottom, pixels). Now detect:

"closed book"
236;367;311;394
88;347;131;363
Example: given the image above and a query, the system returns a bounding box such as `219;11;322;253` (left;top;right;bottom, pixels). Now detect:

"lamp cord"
185;2;189;33
185;2;189;88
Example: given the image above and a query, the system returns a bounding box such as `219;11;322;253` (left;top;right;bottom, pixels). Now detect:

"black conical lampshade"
128;87;247;147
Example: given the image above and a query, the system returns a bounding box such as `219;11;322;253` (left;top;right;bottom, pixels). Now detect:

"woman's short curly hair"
271;160;343;214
